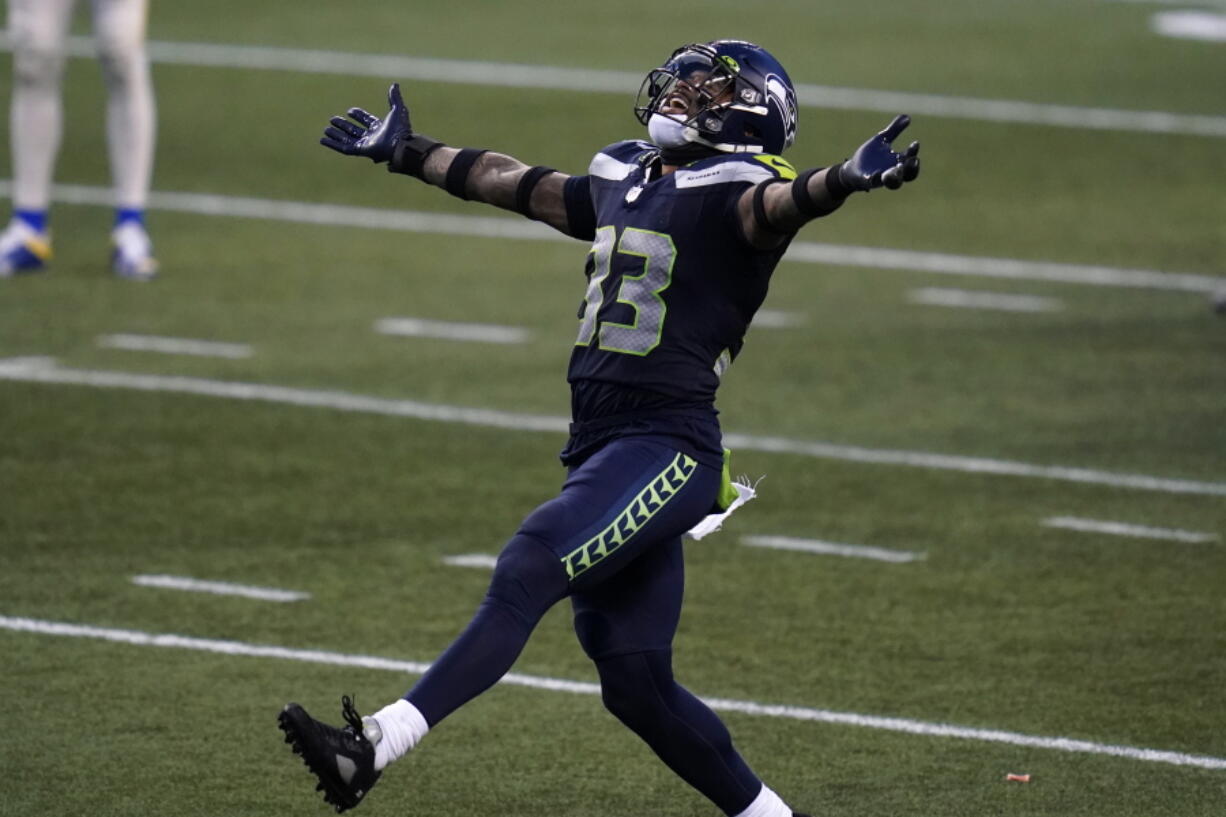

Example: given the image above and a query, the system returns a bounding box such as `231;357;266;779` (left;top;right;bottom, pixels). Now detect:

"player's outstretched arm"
321;83;576;235
738;114;921;250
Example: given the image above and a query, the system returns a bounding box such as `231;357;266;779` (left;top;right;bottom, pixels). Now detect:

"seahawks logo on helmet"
764;74;798;152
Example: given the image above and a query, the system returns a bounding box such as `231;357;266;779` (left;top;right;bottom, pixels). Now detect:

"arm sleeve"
562;175;597;241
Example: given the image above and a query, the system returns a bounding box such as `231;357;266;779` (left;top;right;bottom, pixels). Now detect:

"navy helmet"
634;39;799;156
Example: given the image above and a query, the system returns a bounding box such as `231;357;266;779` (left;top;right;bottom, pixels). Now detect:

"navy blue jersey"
559;141;795;466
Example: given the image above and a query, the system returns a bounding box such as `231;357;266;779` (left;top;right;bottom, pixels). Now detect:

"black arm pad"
444;148;488;200
388;133;444;178
822;162;854;200
752;178;789;235
515;166;557;219
791;166;848;218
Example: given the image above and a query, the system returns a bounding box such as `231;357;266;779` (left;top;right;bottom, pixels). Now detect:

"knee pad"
595;651;673;726
95;38;147;87
484;534;569;625
12;42;65;90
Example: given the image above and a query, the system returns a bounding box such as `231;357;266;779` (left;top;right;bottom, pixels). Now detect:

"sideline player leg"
1;0;74;276
93;0;158;279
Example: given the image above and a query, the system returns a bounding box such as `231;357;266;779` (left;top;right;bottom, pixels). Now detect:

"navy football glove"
321;83;411;163
838;115;921;192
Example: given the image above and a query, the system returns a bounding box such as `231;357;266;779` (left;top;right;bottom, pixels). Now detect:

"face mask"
648;113;692;148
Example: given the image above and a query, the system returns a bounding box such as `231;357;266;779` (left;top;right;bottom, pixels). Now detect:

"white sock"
734;784;793;817
363;698;429;771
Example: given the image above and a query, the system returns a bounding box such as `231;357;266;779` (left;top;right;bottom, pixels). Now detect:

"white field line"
908;287;1062;313
751;310;806;329
0;31;1221;138
131;574;309;602
1;356;1224;498
742;535;926;563
2;614;1224;770
97;334;254;359
1153;11;1226;41
1106;0;1226;6
375;318;529;344
1042;516;1219;543
442;554;499;569
4;181;1222;295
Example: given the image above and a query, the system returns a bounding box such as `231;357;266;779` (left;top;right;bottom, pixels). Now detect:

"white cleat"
0;219;52;277
111;222;159;280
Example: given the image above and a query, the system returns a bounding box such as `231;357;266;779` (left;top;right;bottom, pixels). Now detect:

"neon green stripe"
561;452;698;580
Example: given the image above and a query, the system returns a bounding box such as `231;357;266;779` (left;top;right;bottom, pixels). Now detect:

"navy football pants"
404;436;764;815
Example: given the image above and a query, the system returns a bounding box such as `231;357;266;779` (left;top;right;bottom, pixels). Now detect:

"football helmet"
635;40;798;156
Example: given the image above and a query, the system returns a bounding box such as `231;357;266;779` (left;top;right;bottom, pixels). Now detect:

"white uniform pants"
7;0;155;211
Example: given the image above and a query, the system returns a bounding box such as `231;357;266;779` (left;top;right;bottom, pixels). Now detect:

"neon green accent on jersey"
561;453;698;580
716;448;737;511
717;55;740;73
575;226;617;347
594;227;676;357
754;154;797;180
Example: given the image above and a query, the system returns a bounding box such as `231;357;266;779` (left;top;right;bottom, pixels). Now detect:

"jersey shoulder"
588;140;657;180
672;153;798;190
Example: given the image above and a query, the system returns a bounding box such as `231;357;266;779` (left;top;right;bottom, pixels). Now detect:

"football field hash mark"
130;574;310;602
375;318;530;344
1152;11;1226;42
97;334;254;359
743;535;926;563
442;554;499;569
1041;517;1218;543
750;310;806;329
907;287;1062;313
3;614;1225;771
2;357;1224;498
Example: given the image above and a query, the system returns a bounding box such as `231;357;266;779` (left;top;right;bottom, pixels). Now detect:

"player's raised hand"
321;82;412;163
837;114;921;192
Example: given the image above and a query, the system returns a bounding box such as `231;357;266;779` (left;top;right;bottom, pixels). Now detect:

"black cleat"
278;695;382;813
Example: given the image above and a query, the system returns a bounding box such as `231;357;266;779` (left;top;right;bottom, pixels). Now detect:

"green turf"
2;2;1225;815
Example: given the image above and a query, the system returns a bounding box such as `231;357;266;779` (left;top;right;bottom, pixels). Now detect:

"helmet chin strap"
648;113;722;165
659;143;722;166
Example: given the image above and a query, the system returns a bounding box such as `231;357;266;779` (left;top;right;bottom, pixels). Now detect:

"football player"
0;0;158;279
280;39;919;816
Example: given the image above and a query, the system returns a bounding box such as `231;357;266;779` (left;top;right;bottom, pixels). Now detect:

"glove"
320;82;411;163
837;114;921;192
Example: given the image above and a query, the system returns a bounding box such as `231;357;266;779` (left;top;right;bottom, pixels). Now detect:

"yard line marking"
1042;516;1218;543
1;31;1221;138
2;614;1224;770
1152;11;1226;41
1;356;1224;498
442;554;499;569
743;535;926;563
130;574;310;602
907;287;1062;313
5;181;1222;295
375;318;530;344
97;334;254;359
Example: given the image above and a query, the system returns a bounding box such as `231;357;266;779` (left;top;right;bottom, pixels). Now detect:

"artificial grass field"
1;1;1224;815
